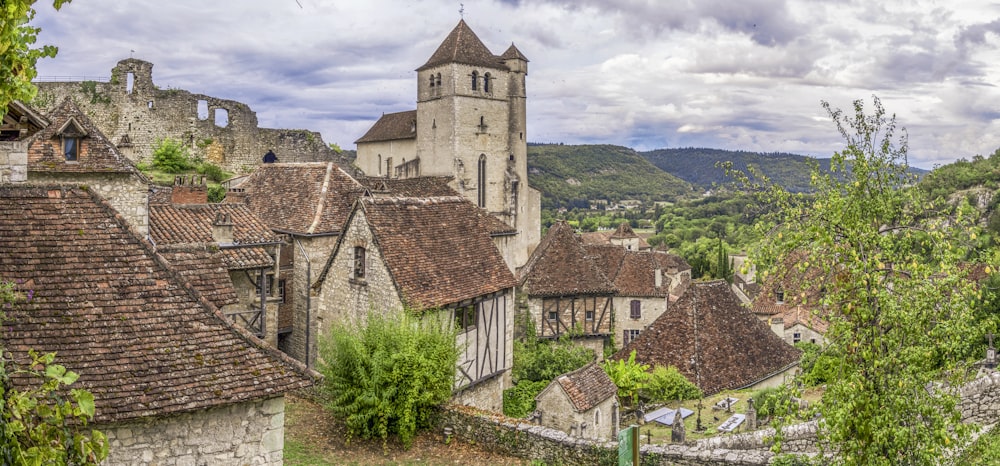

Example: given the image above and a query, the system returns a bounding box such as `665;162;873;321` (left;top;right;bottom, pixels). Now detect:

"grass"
958;425;1000;464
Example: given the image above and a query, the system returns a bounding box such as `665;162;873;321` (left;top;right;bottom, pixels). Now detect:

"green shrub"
512;334;594;384
151;138;192;173
751;385;798;419
197;161;230;183
602;350;649;406
642;365;702;402
207;185;226;203
796;342;839;387
502;380;549;418
318;311;458;449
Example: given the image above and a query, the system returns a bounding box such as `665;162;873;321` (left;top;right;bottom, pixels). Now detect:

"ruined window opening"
455;305;477;332
197;100;209;120
353;246;366;279
63;137;79;162
630;300;641;319
215;108;229;127
126;72;135;94
483;72;491;93
471;70;478;91
147;100;154;109
477;154;487;208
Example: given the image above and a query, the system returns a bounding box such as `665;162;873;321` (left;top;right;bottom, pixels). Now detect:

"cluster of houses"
0;19;827;463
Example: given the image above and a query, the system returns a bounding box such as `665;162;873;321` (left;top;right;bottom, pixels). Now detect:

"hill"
526;144;693;209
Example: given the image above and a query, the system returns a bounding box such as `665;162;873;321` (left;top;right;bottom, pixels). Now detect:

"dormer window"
63;136;79;161
56;117;87;162
471;70;479;91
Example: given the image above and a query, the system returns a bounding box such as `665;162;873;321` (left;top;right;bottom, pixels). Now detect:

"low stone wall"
101;396;286;466
438;405;774;465
960;371;1000;426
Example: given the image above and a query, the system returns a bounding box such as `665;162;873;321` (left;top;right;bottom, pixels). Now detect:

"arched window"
477;154;487;208
595;408;601;427
378;154;382;175
429;74;435;87
471;71;478;91
353;246;366;279
483;72;491;92
436;73;442;86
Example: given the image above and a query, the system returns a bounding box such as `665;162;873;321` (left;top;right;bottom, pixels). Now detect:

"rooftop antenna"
459;3;464;18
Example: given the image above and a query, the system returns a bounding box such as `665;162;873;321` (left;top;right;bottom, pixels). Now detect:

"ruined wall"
34;59;352;174
101;397;287;466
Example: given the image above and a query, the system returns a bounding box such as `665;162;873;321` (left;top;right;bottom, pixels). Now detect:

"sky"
27;0;1000;170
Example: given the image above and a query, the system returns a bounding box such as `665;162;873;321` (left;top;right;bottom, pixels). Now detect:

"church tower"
414;20;539;267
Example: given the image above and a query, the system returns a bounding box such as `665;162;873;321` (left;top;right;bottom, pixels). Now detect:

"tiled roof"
359;175;457;197
518;221;615;297
579;223;651;250
751;251;827;318
219;246;275;270
585;246;691;298
354;110;417;144
26;98;144;177
239;162;364;235
610;222;638;240
159;249;240;308
616;280;801;396
781;304;831;334
150;203;279;246
546;362;617;413
0;186;314;424
417;20;507;72
500;44;529;62
321;196;515;310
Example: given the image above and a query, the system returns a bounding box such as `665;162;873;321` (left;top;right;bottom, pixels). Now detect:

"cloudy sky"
28;0;1000;169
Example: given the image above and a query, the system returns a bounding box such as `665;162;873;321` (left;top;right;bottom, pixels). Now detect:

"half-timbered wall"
528;295;613;338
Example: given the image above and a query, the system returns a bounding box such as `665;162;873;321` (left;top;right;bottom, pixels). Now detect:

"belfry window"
477;154;487;208
436;73;442;86
484;72;491;92
429;75;435;87
471;71;478;91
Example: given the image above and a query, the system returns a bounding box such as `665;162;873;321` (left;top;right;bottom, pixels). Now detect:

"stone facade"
614;295;667;349
102;397;287;466
34;59;351;173
0;141;28;183
286;234;340;365
534;380;617;440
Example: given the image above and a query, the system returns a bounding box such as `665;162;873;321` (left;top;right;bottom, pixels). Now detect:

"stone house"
24;98;151;235
149;175;283;345
355;19;541;271
617;280;801;396
0;185;314;466
579;221;651;251
534;362;619;441
313;195;517;411
751;252;830;346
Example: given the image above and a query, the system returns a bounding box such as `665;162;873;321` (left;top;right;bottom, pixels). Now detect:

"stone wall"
286;234;340;365
960;370;1000;426
34;59;352;174
101;396;286;466
0;141;28;183
29;172;149;236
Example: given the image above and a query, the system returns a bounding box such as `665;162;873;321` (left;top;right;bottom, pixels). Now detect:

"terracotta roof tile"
549;362;617;412
616;280;801;396
26;98;145;177
158;249;239;308
239;162;364;235
359;175;457;197
518;221;615;297
0;185;314;424
150;203;279;246
500;44;529;62
417;20;508;71
323;196;516;310
354;110;417;144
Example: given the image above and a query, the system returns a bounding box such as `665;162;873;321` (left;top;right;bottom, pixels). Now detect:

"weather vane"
459;3;464;18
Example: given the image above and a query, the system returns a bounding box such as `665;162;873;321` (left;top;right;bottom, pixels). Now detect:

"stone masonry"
0;141;28;183
34;59;352;173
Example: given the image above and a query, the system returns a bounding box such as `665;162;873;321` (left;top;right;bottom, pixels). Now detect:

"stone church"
355;20;541;270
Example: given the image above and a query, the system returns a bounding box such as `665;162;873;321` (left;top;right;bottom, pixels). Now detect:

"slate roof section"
545;362;617;413
0;185;314;424
417;20;507;71
359;175;458;197
616;280;801;396
500;44;529;62
354;110;417;144
518;221;615;297
239;162;364;235
158;249;240;308
26;98;145;177
320;196;515;310
150;203;279;246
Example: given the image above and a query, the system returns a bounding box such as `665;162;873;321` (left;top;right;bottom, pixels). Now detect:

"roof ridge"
307;162;335;234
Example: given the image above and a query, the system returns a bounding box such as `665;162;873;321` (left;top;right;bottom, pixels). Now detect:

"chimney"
769;317;784;338
212;212;234;244
171;175;208;204
223;187;247;204
654;267;663;288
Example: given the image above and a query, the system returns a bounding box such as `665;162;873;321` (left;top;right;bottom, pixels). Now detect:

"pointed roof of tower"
500;43;529;62
417;20;505;71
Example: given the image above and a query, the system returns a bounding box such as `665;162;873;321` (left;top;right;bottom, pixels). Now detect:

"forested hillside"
526;144;693;209
640;148;835;192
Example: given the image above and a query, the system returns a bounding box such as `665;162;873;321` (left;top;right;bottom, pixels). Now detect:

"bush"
512;332;594;384
502;380;549;418
751;385;798;419
642;365;702;402
602;350;649;406
151;138;192;173
207;185;226;203
319;311;458;449
196;161;230;183
796;342;838;387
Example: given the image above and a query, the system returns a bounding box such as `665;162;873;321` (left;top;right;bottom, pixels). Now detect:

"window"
429;74;435;87
624;329;641;344
547;310;558;321
353;246;366;279
585;310;595;321
793;332;801;344
595;408;601;426
277;279;286;303
630;300;641;319
377;154;382;174
477;154;487;208
775;289;785;303
436;73;441;86
483;72;491;92
455;305;477;332
471;70;478;90
63;137;79;161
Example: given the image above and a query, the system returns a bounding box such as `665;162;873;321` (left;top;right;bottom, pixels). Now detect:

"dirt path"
283;392;530;465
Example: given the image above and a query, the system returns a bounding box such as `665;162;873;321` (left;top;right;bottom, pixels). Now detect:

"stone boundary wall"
0;141;27;183
438;405;774;465
960;370;1000;426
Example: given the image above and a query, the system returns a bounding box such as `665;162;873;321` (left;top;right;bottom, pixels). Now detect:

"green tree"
150;138;192;173
735;96;980;464
0;1;71;118
602;350;649;406
0;282;108;465
642;365;702;403
318;311;458;450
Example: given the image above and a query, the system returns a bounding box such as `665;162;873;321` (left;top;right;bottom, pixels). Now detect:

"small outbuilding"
534;362;619;440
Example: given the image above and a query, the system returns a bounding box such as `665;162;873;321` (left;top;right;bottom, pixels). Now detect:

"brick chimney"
171;175;207;204
212;212;234;244
223;187;247;204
